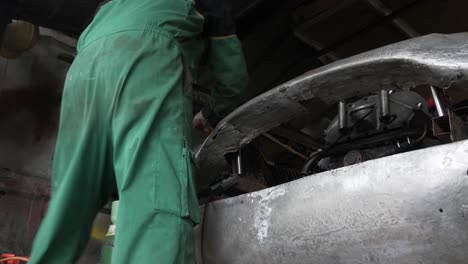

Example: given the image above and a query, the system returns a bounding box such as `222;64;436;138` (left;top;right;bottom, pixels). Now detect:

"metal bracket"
433;110;468;143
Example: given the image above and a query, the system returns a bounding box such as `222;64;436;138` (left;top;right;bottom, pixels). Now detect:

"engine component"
338;100;347;130
430;86;447;117
430;86;468;143
432;110;468;143
301;90;430;175
313;144;408;172
265;161;302;185
324;90;429;146
343;150;364;166
380;89;390;121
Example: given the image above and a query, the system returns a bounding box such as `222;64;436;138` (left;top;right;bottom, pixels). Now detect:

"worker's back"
77;0;204;52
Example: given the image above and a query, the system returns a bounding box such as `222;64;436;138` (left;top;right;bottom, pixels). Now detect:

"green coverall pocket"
152;140;194;218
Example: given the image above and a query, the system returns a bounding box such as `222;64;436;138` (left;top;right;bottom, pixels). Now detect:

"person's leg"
109;30;197;263
29;47;114;264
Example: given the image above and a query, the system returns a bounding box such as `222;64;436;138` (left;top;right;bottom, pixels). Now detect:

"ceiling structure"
10;0;468;102
234;0;468;101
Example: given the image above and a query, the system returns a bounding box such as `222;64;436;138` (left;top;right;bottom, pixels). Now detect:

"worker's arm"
201;36;248;127
194;0;249;128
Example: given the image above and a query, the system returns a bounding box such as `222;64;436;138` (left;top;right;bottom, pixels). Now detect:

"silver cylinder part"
380;90;389;118
236;153;242;175
338;100;347;130
430;85;446;117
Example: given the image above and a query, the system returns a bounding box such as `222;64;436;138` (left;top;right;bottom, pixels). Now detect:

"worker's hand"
193;111;214;133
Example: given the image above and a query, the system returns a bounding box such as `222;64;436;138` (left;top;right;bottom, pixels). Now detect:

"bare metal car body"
193;33;468;263
196;139;468;264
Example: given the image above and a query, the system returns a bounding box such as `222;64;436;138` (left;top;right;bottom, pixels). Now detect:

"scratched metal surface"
195;33;468;186
200;140;468;264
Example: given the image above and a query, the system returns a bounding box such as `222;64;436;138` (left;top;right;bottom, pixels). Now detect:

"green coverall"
28;0;248;263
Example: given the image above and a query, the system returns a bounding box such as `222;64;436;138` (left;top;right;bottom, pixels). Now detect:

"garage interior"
1;0;468;263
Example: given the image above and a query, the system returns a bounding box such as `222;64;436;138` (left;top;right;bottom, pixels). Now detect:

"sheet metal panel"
200;141;468;264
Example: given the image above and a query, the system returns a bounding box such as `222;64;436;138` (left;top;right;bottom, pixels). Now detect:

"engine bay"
206;87;468;198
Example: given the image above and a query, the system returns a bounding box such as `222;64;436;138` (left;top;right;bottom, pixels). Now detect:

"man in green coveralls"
28;0;248;263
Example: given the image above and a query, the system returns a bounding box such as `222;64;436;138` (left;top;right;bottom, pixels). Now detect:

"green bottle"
101;201;119;264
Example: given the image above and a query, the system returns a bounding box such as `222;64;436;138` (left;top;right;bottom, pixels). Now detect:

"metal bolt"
380;90;389;118
338;100;347;130
430;86;446;117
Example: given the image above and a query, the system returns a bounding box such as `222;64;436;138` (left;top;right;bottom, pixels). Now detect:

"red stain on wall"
0;86;62;142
